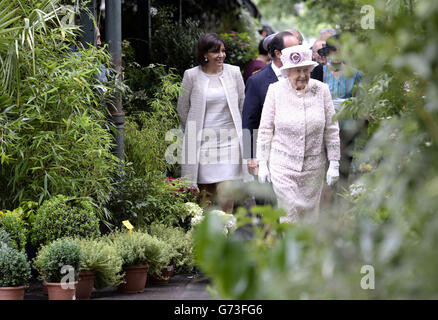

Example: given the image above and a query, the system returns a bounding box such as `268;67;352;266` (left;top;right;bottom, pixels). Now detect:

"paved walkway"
24;274;211;300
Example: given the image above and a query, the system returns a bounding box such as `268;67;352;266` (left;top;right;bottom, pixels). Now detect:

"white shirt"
271;62;286;80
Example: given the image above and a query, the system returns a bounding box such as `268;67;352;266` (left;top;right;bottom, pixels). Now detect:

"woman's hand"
247;158;259;175
258;161;271;184
326;161;340;186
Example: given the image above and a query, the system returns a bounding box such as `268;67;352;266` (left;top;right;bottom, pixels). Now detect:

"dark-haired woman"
177;33;250;212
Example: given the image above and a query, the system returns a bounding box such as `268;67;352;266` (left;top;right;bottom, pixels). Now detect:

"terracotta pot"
148;264;174;285
42;280;48;295
0;286;26;300
75;271;95;300
117;264;149;294
46;281;77;300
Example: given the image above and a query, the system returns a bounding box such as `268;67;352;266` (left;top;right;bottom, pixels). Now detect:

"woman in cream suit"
257;45;341;223
177;33;249;212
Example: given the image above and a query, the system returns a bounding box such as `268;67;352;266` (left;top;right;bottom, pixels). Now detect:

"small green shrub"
0;228;14;248
220;32;257;72
147;241;174;280
0;209;28;251
77;238;124;289
31;195;100;248
0;243;32;287
33;238;81;283
146;222;195;274
107;168;198;231
105;231;163;269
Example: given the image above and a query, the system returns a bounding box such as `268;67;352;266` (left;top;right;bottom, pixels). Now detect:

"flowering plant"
167;177;199;201
190;207;237;235
185;202;203;218
339;181;367;204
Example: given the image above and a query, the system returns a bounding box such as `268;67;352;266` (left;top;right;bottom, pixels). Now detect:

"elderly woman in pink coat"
256;45;341;223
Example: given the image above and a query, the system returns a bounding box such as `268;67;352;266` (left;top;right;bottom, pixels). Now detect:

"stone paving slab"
24;274;211;300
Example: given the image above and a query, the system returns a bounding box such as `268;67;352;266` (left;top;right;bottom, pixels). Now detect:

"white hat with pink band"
280;45;319;76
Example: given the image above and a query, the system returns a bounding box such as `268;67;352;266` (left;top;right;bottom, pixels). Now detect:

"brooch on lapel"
309;85;320;96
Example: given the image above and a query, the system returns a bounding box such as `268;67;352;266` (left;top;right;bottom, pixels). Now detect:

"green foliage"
0;243;32;287
13;201;39;228
257;0;362;34
77;238;124;289
106;167;198;231
220;32;258;72
0;209;28;251
31;195;101;248
34;237;81;283
194;213;258;299
150;16;204;76
105;231;163;269
122;46;169;115
0;0;120;209
195;0;438;299
222;7;262;41
124;66;181;176
147;241;174;280
0;228;14;248
146;222;195;274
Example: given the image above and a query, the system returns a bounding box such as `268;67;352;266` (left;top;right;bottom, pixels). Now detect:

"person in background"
95;27;107;85
242;31;300;177
286;29;304;45
312;39;327;65
319;34;363;181
310;39;327;82
177;33;249;212
243;40;270;84
257;45;340;223
319;28;337;41
320;34;362;108
258;25;275;39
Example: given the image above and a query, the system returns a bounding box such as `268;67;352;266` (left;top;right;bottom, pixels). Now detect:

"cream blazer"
177;64;251;186
256;78;341;171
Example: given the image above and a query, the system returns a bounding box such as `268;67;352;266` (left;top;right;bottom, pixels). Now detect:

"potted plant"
33;238;81;300
76;238;124;300
0;243;32;300
147;242;176;285
106;231;164;294
146;222;195;283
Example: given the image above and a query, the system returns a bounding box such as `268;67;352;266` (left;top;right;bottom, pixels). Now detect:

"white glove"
258;161;271;184
326;161;340;186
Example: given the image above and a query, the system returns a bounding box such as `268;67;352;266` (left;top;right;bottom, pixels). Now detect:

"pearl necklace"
287;78;307;97
295;87;306;98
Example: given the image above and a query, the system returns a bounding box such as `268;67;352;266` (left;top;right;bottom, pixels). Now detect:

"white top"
198;71;242;184
203;72;234;129
271;62;286;80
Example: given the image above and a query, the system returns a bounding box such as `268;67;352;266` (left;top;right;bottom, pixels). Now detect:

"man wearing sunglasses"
310;39;329;82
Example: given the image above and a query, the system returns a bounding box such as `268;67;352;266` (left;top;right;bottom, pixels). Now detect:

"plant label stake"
122;220;134;237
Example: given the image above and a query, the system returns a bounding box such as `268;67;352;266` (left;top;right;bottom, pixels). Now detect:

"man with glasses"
310;39;328;82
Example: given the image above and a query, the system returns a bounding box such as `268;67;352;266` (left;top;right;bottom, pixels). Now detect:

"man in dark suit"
242;31;300;175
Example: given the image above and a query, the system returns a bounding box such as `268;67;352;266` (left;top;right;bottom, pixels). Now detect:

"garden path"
24;274;211;300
